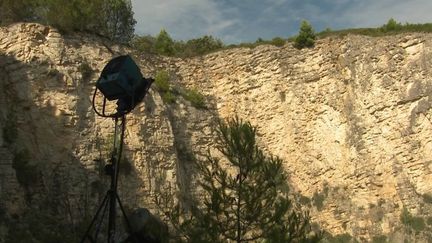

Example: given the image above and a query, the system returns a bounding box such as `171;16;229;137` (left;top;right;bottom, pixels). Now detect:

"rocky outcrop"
169;34;432;241
1;23;432;242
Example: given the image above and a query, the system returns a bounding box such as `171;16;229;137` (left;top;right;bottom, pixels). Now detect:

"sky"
131;0;432;44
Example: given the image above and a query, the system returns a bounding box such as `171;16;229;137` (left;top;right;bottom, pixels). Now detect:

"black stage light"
94;55;153;116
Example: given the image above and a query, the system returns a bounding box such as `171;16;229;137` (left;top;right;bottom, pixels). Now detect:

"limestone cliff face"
1;23;432;242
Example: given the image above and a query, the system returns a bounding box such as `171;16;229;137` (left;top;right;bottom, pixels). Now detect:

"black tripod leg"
80;193;110;243
116;193;133;232
94;195;111;241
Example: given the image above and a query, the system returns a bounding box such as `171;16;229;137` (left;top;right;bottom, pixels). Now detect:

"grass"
182;88;206;109
154;70;177;104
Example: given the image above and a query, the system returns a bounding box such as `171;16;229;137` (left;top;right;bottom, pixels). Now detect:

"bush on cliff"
294;20;316;49
0;0;136;43
169;117;321;242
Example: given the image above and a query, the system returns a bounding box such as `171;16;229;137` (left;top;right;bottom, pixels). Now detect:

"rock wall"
170;34;432;241
1;23;432;242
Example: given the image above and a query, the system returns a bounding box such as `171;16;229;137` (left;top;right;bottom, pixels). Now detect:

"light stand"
80;55;153;243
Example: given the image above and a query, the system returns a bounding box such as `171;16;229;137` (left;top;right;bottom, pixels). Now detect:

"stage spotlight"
94;55;153;117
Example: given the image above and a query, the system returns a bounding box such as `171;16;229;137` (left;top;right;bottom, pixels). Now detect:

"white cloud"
131;0;239;40
329;0;432;28
131;0;432;43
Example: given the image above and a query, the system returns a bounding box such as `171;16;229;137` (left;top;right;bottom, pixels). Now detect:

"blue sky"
131;0;432;44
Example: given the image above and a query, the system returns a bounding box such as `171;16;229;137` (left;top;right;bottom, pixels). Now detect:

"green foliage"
294;20;316;49
270;37;286;47
0;0;39;24
12;149;39;189
381;18;402;32
180;35;223;57
134;30;224;57
162;91;176;104
0;0;136;43
422;193;432;204
182;88;206;109
131;35;156;53
427;217;432;226
154;70;171;92
400;207;426;232
173;117;320;242
154;70;177;104
317;20;432;38
102;0;136;43
324;233;353;243
299;195;311;206
224;36;287;50
78;60;92;81
372;235;387;243
155;29;175;56
312;191;326;211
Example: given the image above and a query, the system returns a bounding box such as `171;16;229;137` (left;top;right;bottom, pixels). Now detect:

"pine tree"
176;117;320;242
155;29;175;56
294;20;316;49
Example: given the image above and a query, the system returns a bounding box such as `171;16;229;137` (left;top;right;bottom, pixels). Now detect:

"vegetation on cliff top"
132;18;432;57
0;0;136;43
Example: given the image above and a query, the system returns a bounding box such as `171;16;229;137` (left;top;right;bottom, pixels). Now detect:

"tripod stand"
80;115;134;243
81;55;154;242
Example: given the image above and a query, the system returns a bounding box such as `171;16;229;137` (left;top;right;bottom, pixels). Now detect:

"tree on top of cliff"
172;117;321;242
0;0;136;43
155;29;176;56
294;20;316;49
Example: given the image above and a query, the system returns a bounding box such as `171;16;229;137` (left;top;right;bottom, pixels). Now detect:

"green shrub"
155;29;175;56
182;88;206;109
427;217;432;225
154;70;177;104
162;91;176;104
1;0;136;43
131;35;156;53
154;70;170;93
372;235;387;243
294;20;316;49
325;233;353;243
400;208;426;232
312;191;326;211
422;193;432;204
181;35;223;56
381;18;403;32
78;61;92;81
270;37;286;47
299;195;311;206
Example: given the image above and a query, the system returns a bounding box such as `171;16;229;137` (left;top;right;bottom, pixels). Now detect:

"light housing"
94;55;153;116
